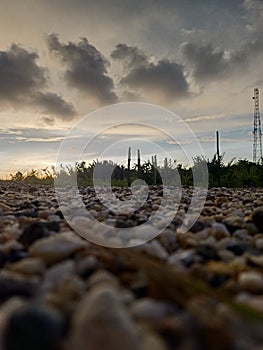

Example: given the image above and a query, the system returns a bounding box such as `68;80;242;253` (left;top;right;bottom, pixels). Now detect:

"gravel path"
0;183;263;350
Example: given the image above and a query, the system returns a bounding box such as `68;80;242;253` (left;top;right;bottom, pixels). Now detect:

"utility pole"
137;149;141;178
127;147;131;187
216;130;221;187
152;155;157;185
253;88;263;163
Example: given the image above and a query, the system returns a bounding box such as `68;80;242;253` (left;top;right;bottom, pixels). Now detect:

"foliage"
5;155;263;188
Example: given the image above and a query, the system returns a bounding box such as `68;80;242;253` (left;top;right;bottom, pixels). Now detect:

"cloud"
181;43;228;83
111;43;148;68
0;44;46;103
179;1;263;85
181;39;263;84
33;92;76;120
47;33;117;105
244;0;263;35
0;43;76;120
111;43;190;101
41;116;55;126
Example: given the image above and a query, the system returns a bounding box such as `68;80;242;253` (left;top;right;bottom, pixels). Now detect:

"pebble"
70;285;142;350
47;215;60;222
130;298;177;321
0;270;38;302
136;240;169;260
196;244;220;261
168;249;196;268
18;222;51;248
254;237;263;250
6;257;45;276
218;249;236;262
212;222;230;237
246;254;263;268
75;255;98;278
246;296;263;313
29;231;86;265
159;229;177;252
252;207;263;232
0;297;26;335
40;260;75;293
238;271;263;293
44;274;86;312
0;203;12;213
87;270;120;289
141;331;168;350
3;304;65;350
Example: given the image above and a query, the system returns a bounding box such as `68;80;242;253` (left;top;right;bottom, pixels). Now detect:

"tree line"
7;155;263;188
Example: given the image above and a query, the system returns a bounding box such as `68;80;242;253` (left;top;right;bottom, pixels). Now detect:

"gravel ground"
0;182;263;350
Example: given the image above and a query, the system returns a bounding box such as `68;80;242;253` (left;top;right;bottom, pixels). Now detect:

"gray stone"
70;285;142;350
238;271;263;293
29;231;86;265
130;298;177;321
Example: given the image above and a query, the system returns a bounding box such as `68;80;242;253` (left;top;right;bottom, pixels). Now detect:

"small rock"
29;231;86;265
196;244;220;261
75;255;98;278
37;210;52;220
218;249;235;262
246;296;263;313
252;207;263;232
255;238;263;250
87;270;119;289
141;331;168;350
3;304;65;350
18;222;51;248
168;249;196;268
0;297;26;335
246;254;263;268
159;229;177;252
6;258;45;276
0;240;24;257
130;298;177;321
226;242;250;256
205;261;235;276
41;260;75;293
238;271;263;293
45;275;85;312
0;270;38;302
212;222;230;237
70;285;142;350
0;203;12;213
137;240;168;260
47;215;60;222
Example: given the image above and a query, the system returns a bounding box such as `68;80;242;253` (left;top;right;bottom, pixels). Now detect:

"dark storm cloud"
178;1;263;85
33;92;76;120
111;43;190;100
0;44;46;102
47;33;117;105
111;43;148;68
181;43;228;83
181;38;263;84
0;43;76;119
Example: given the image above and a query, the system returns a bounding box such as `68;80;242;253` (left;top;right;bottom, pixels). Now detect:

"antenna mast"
252;88;263;163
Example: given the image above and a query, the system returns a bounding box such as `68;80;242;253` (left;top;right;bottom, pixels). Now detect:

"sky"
0;0;263;177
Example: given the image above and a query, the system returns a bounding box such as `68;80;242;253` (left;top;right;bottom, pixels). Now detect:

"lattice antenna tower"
252;88;262;163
